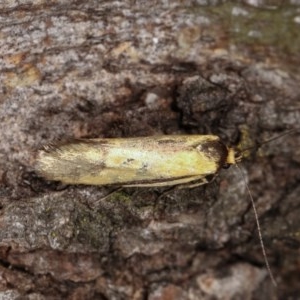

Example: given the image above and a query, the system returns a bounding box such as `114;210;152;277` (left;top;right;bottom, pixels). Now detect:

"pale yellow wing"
36;135;228;186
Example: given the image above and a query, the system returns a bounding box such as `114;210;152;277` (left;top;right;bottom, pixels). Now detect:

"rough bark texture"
0;1;299;299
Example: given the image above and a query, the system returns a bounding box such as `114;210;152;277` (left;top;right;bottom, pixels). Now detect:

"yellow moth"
36;135;237;187
36;132;293;287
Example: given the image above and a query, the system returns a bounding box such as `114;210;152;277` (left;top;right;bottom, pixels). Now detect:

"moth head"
222;147;239;169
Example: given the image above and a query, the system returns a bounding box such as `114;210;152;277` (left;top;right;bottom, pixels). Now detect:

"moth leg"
156;175;213;201
102;187;123;200
164;174;217;191
123;175;207;188
91;187;123;207
180;174;217;189
176;177;209;189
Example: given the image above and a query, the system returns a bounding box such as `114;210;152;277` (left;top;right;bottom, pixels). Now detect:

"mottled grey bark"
0;1;299;299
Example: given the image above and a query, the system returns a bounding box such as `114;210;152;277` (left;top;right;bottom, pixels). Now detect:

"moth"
36;132;294;287
35;135;238;187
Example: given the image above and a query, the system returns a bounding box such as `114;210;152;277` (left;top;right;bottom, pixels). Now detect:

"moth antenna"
240;128;297;154
235;164;277;287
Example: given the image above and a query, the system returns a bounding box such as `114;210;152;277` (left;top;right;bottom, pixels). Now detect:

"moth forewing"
36;135;236;187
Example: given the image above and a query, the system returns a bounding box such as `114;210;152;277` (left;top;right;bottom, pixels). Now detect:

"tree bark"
0;1;299;299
